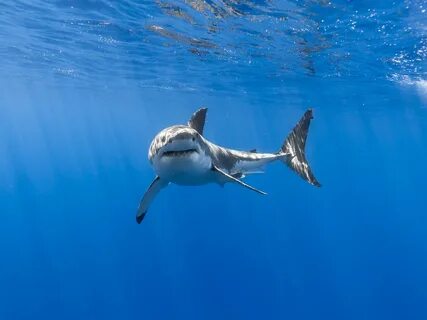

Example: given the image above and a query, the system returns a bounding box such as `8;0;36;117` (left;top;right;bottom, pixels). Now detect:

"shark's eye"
192;137;195;142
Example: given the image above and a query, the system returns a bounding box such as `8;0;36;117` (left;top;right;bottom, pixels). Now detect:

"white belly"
152;152;213;185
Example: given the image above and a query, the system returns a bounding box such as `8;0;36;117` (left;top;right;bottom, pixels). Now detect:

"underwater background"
0;1;427;319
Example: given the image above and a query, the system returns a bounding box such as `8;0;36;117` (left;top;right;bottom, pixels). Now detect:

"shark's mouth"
162;149;198;157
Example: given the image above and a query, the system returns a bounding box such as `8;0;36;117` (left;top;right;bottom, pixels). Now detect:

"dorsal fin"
188;107;207;135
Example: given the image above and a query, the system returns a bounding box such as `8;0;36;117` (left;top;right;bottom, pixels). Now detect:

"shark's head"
148;110;214;184
148;125;204;163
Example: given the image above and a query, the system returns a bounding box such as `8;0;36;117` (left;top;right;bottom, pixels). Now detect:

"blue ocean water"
1;1;427;319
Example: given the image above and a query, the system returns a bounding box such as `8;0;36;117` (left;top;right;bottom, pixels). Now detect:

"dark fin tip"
136;212;146;224
305;108;313;119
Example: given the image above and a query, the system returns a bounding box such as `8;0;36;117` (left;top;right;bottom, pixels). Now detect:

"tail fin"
280;109;321;187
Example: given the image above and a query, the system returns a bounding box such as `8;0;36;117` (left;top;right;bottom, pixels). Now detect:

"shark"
136;108;320;223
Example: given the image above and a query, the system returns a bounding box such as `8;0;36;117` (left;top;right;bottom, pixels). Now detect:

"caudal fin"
280;109;321;187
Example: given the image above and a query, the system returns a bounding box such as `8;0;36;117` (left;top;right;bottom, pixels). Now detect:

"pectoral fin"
136;176;168;224
212;165;267;195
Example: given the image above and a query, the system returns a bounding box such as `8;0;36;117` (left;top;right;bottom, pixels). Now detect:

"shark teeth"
162;149;197;157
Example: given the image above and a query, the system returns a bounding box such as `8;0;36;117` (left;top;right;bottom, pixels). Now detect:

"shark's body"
137;108;320;223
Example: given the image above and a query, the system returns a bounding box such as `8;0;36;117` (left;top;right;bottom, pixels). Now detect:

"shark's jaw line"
161;148;198;158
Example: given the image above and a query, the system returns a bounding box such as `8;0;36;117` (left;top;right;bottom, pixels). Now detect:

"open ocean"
0;1;426;319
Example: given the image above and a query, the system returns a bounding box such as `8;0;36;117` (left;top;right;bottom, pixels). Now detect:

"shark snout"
171;131;197;142
167;136;195;144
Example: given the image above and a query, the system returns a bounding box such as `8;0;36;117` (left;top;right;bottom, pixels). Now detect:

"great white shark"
136;108;320;223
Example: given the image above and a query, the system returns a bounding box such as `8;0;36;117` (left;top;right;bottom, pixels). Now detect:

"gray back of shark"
136;108;320;224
